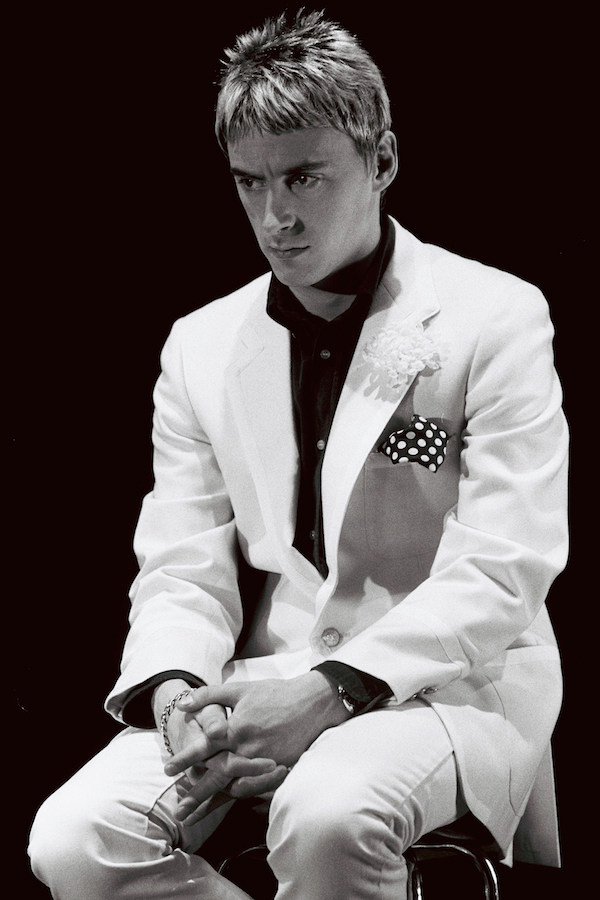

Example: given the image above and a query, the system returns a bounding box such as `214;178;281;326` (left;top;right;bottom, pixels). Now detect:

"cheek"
318;187;364;228
317;203;354;247
309;196;344;236
332;189;373;239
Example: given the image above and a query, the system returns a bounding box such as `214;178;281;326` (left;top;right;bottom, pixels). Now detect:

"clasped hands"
162;671;350;825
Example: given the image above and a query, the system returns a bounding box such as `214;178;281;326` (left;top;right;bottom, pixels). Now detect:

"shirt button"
321;627;341;647
319;349;331;359
316;439;326;451
309;529;317;540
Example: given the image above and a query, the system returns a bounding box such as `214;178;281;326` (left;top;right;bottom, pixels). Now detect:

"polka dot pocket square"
377;415;449;472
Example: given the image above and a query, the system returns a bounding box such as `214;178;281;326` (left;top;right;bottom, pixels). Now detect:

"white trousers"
29;700;466;899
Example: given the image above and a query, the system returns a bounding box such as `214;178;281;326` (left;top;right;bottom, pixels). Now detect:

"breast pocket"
363;449;458;560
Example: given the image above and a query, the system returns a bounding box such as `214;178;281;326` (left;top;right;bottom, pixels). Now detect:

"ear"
373;131;398;194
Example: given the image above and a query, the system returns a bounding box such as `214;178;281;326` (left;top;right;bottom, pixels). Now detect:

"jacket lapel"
320;221;440;593
225;220;439;595
226;286;322;590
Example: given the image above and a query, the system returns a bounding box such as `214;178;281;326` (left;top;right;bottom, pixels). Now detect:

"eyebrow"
230;160;330;178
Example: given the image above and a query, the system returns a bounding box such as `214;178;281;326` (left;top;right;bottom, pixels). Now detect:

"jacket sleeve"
328;283;569;700
105;321;243;722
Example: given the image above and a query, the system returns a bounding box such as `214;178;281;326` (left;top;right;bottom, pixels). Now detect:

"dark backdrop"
11;4;590;897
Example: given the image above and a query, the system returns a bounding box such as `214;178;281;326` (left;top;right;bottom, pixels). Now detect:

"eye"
289;173;319;190
235;177;265;192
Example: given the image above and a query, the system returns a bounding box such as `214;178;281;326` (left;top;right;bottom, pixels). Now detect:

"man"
29;11;568;899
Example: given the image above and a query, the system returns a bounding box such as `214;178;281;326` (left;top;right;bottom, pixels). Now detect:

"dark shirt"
267;214;395;710
123;217;395;728
267;214;394;578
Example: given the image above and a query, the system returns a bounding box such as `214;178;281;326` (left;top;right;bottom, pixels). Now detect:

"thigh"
271;699;466;846
34;726;230;856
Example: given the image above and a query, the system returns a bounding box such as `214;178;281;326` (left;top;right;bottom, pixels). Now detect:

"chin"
270;264;318;289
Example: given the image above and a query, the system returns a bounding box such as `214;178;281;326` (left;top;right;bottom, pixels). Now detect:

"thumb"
176;683;240;712
197;703;229;741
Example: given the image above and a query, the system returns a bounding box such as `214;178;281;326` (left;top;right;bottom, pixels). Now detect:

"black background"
10;3;591;897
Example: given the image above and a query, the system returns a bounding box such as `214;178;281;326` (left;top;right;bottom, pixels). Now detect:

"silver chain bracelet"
160;689;194;755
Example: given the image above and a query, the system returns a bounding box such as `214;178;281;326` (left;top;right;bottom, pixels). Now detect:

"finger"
175;754;277;819
179;764;289;826
197;703;228;741
229;764;289;799
180;790;233;826
204;753;277;779
176;684;240;713
175;767;232;821
164;734;215;776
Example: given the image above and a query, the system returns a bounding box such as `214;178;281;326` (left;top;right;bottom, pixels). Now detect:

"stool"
407;815;501;899
210;802;501;898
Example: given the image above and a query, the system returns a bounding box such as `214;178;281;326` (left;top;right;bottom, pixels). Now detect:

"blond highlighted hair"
215;10;391;167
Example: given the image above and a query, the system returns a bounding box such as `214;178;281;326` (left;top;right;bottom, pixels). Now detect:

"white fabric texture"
29;702;464;900
29;219;568;898
105;220;566;861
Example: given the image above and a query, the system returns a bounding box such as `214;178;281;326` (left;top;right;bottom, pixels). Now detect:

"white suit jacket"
107;219;568;865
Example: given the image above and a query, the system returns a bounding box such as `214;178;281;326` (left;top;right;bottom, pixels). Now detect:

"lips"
268;246;309;259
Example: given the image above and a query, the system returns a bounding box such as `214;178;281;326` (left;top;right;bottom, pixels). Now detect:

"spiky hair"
215;10;391;164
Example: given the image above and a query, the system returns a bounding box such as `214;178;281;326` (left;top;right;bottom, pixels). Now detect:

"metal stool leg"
217;842;268;877
408;858;425;900
408;841;500;900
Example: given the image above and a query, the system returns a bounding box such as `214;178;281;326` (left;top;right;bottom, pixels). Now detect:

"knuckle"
243;740;263;759
231;721;252;742
188;784;206;802
221;754;236;777
228;779;245;798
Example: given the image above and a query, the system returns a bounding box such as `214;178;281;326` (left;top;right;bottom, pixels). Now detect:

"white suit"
108;217;568;861
30;219;568;898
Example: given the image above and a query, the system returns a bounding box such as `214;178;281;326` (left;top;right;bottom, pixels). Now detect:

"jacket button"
321;627;341;648
421;686;438;694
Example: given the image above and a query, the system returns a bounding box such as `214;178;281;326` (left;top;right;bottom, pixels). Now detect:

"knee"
29;781;147;893
29;789;82;885
268;766;401;860
29;785;108;885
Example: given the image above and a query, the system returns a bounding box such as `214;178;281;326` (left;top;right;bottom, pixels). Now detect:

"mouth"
268;246;309;260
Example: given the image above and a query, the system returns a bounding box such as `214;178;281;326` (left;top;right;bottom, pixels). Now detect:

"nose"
262;188;296;233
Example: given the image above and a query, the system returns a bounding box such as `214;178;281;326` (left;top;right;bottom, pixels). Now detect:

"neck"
290;220;384;320
290;284;357;320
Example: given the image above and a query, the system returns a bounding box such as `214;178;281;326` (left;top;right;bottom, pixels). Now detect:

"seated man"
29;11;568;900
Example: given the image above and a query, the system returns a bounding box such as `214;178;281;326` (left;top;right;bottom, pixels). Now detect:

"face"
228;127;395;292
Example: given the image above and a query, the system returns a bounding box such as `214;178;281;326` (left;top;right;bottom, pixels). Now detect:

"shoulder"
389;217;549;329
425;238;547;322
176;271;271;333
166;271;271;354
419;241;557;381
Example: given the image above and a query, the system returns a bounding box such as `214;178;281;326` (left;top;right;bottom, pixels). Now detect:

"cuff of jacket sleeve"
121;670;206;728
313;661;393;712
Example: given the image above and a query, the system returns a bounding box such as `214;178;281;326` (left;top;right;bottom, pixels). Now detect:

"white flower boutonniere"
362;322;442;393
